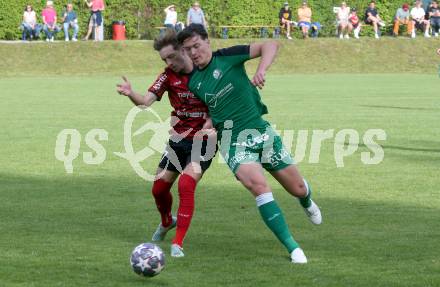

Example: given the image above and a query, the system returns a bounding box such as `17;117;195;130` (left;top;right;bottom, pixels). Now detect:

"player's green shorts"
220;125;294;175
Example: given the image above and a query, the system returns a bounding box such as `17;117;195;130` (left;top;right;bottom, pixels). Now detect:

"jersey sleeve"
213;45;250;66
147;71;169;101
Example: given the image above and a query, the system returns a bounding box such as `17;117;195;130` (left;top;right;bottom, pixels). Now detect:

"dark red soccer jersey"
148;67;208;139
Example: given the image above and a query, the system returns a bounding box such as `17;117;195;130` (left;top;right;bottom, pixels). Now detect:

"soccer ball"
130;243;165;277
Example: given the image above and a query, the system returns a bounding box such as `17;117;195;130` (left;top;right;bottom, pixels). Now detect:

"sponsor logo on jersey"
233;133;270;148
205;83;234;108
152;74;167;91
178;92;194;99
172;80;182;86
212;69;222;80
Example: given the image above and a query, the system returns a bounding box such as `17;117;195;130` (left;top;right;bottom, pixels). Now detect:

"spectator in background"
164;5;178;31
83;0;105;41
279;2;294;40
337;2;351;39
62;3;79;42
21;4;41;41
310;22;321;38
364;1;385;39
428;1;440;37
393;3;412;37
349;8;361;39
187;2;207;28
42;1;60;42
297;1;312;39
423;0;432;16
411;0;431;38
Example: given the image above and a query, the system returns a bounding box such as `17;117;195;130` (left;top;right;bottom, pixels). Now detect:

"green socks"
299;179;312;209
256;193;299;253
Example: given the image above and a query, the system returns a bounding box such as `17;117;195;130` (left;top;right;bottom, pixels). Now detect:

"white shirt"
164;10;177;25
337;7;350;22
410;7;425;20
23;11;37;26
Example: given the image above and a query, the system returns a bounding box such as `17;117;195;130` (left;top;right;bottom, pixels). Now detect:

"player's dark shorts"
413;20;426;31
158;138;217;173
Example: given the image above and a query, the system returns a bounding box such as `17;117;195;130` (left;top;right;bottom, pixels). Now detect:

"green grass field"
1;40;440;287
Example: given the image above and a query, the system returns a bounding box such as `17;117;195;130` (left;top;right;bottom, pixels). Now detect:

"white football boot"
291;248;307;264
151;216;177;242
304;200;322;225
170;244;185;257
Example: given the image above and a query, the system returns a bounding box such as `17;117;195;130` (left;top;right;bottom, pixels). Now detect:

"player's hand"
252;69;266;89
116;76;133;97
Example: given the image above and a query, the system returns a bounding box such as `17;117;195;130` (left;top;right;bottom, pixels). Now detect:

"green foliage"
0;0;426;39
0;0;145;40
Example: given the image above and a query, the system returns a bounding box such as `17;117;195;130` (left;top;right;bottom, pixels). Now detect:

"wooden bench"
214;25;279;39
155;25;279;38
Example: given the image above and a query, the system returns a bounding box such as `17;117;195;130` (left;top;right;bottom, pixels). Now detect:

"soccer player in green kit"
177;24;322;264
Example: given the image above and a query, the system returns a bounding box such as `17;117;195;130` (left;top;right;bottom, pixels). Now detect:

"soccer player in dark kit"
117;29;216;258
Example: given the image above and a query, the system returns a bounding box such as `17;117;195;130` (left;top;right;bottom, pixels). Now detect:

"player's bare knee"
293;182;308;198
239;177;269;195
249;178;270;194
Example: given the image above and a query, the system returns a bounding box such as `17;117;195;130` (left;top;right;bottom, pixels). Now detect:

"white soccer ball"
130;243;165;277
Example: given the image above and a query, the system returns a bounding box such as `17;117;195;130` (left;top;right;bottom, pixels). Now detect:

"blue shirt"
63;11;77;23
187;8;205;24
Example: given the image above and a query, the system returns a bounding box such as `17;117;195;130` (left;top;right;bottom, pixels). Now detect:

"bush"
0;0;412;40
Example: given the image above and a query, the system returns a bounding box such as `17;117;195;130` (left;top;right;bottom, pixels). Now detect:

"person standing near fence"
164;5;178;31
187;2;207;29
83;0;105;41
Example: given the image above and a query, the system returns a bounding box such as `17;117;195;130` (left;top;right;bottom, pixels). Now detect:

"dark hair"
177;24;208;44
153;29;180;51
24;4;33;11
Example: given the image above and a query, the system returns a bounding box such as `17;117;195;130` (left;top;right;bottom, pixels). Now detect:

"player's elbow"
264;41;280;53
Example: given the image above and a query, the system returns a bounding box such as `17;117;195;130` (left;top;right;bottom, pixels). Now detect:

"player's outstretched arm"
116;76;157;107
249;41;280;89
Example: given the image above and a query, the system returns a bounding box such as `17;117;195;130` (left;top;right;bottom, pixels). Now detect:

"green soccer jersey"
188;45;269;138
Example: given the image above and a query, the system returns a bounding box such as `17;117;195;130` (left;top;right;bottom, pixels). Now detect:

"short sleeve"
147;72;169;101
213;45;250;66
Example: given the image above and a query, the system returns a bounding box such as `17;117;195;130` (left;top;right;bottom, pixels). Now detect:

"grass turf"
1;37;440;76
1;73;439;287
